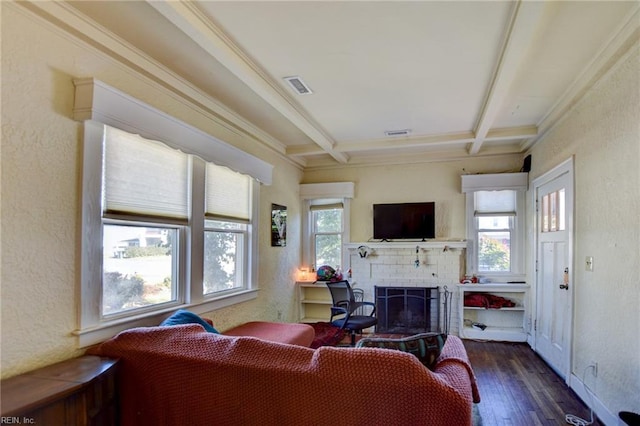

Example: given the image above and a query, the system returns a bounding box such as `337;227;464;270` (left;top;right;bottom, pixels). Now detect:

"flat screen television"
373;202;435;240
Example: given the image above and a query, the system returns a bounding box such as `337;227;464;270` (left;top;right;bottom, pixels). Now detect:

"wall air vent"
283;76;313;95
384;129;412;137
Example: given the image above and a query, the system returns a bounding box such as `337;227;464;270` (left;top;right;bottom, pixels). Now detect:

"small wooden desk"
1;356;119;425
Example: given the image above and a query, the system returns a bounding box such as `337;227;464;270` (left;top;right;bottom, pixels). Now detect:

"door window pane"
541;189;565;233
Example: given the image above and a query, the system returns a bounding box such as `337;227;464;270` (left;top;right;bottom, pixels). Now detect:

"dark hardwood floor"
463;340;602;426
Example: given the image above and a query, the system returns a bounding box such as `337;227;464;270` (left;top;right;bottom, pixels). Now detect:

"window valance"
299;182;355;200
461;172;528;193
73;78;273;185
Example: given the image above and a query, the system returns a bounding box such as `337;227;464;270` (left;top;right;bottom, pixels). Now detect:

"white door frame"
530;156;574;382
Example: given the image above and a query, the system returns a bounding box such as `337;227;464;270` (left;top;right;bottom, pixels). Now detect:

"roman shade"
104;126;189;220
205;163;252;222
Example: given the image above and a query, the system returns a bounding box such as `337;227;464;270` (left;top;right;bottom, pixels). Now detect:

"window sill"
74;289;258;348
472;273;526;284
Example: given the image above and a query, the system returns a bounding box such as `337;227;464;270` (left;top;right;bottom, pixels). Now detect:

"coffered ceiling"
26;1;640;168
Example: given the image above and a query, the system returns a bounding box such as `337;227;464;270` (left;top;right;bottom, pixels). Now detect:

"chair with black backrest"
325;280;377;346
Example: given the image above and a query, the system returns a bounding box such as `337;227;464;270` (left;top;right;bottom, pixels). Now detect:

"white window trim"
462;173;527;281
74;79;270;347
300;183;354;272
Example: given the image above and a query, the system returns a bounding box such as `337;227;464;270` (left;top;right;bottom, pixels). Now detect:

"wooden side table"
1;356;119;425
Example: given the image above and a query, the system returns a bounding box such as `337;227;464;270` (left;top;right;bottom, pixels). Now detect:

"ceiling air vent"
284;76;313;95
384;129;412;137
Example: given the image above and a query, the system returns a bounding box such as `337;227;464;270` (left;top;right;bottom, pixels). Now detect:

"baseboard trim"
570;373;619;426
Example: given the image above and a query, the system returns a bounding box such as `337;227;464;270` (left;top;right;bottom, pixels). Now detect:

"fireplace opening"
375;286;440;334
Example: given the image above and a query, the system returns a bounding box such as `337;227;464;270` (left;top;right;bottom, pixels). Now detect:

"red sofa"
88;325;480;426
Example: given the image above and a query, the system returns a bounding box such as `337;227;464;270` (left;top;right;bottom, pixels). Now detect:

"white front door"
533;158;573;380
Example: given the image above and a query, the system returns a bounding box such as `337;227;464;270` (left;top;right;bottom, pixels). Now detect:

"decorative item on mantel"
460;275;480;284
357;245;372;258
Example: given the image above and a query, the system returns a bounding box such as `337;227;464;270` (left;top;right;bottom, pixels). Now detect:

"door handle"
559;267;569;290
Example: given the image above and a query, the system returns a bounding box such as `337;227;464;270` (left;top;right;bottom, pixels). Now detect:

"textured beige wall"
303;157;523;243
1;4;302;378
528;44;640;416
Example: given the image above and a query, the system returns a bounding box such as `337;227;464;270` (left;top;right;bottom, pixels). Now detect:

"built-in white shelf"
297;282;333;323
458;283;529;342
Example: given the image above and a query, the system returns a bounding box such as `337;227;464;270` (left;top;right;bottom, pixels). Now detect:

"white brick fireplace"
345;241;467;335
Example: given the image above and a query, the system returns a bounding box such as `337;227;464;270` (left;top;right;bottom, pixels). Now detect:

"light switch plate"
585;256;594;272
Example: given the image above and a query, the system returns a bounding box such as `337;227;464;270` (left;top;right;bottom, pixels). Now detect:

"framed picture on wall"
271;204;287;247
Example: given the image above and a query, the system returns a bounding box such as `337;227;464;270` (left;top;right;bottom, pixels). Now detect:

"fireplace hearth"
375;286;440;334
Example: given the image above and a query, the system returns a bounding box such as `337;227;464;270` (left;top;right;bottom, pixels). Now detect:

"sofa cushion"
356;332;447;370
160;309;219;333
223;321;315;347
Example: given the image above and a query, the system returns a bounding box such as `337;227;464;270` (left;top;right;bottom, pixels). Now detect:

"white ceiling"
59;1;640;168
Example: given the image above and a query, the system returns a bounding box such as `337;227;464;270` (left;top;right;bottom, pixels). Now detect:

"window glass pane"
315;234;341;268
207;220;244;230
102;224;177;316
550;192;558;232
314;208;342;233
558;189;566;231
542;194;549;232
478;231;511;272
204;220;245;294
478;216;510;230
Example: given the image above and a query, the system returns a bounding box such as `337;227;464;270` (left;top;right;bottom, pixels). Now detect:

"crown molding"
12;0;306;170
523;4;640;151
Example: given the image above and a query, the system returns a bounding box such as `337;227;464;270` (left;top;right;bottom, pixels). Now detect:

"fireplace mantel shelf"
345;240;467;251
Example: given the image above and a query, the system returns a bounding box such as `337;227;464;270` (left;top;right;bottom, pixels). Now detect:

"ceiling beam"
288;125;536;157
146;0;349;164
469;1;547;155
486;125;537;141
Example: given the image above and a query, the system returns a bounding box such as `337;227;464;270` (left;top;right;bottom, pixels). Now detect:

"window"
100;126;188;318
75;79;272;346
203;164;251;295
463;181;526;278
96;125;257;318
299;182;354;273
474;191;516;273
541;189;565;232
311;204;344;269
